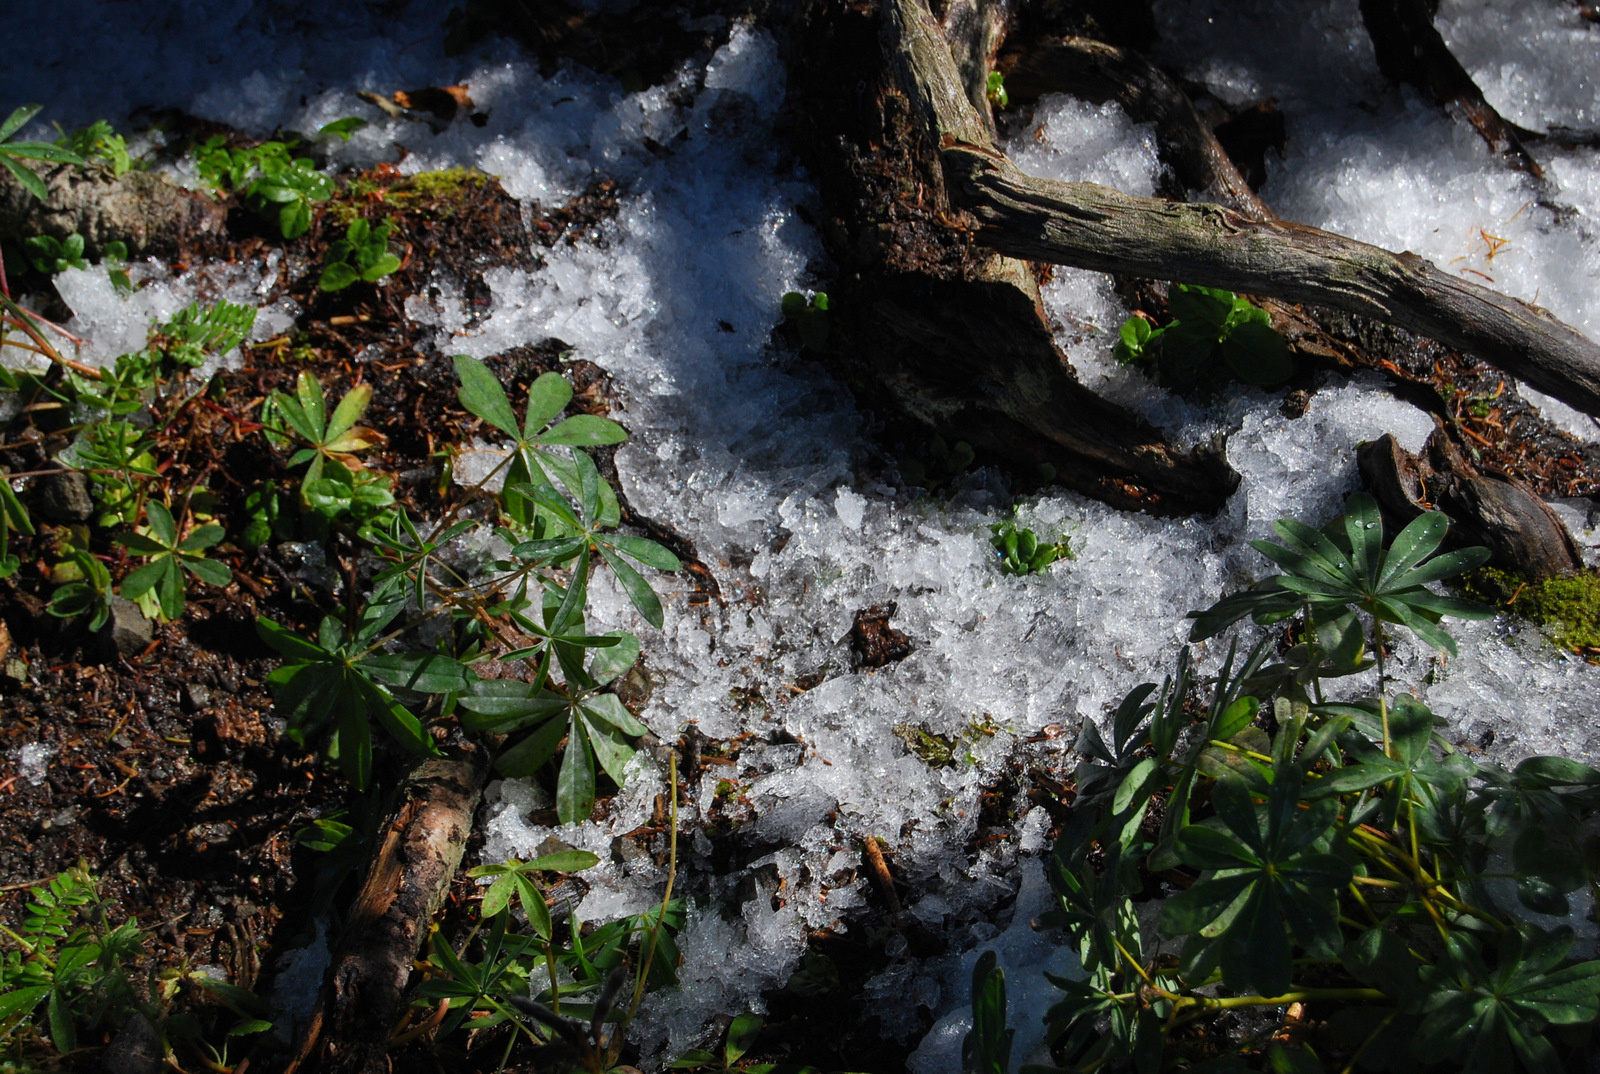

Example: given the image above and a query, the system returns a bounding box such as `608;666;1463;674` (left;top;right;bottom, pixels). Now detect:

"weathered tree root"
1359;427;1582;580
0;165;225;259
1358;0;1545;177
882;0;1600;422
789;0;1240;515
998;35;1271;220
286;755;486;1074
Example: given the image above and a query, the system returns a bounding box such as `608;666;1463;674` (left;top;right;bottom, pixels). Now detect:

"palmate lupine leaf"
1160;773;1350;997
453;355;627;532
1411;926;1600;1073
255;614;447;790
116;501;231;621
1189;492;1490;655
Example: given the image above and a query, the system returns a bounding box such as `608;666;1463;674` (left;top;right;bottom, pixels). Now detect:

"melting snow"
6;0;1600;1062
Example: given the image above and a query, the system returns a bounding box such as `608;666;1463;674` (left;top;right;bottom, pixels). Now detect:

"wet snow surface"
6;0;1600;1066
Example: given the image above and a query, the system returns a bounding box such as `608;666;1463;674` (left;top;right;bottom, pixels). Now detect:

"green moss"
330;167;491;223
397;166;489;201
1464;566;1600;653
893;722;956;767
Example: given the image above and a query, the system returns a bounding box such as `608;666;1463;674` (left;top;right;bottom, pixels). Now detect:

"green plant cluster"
966;492;1600;1073
22;233;86;275
191;129;337;238
0;299;251;624
54;119;133;178
258;356;680;809
986;71;1010;109
319;216;403;291
1115;285;1293;388
0;864;274;1070
0;863;144;1056
781;290;830;350
414;849;683;1065
991;515;1074;576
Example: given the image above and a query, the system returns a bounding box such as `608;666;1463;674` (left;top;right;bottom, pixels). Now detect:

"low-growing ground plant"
259;356;679;810
781;290;830;351
54;120;133;177
991;513;1074;577
966;491;1600;1073
0;864;275;1070
402;759;685;1070
1115;285;1293;388
319;216;403;290
22;233;87;275
191;132;335;239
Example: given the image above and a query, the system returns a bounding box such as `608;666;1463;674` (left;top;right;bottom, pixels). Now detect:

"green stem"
1374;617;1391;758
1174;987;1386;1012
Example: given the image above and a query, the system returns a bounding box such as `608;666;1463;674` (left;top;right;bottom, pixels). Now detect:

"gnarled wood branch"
786;0;1241;515
998;35;1271;220
884;0;1600;421
287;755;485;1074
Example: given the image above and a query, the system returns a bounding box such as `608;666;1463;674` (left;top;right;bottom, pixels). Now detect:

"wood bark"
288;755;485;1074
1359;430;1582;580
0;165;225;259
1358;0;1544;176
787;0;1240;515
998;36;1271;220
881;0;1600;422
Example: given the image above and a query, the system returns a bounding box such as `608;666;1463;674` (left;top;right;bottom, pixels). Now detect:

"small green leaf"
525;850;601;872
556;721;596;824
539;414;627;446
0;104;42;142
726;1012;764;1063
454;354;520;437
1219;319;1293;384
581;693;648;737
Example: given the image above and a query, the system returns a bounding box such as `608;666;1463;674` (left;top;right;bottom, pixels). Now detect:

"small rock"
182;684;211;712
102;597;153;656
39;470;94;522
102;1011;163;1074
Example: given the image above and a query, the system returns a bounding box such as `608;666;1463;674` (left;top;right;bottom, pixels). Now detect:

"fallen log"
286;754;486;1074
0;164;225;259
880;0;1600;421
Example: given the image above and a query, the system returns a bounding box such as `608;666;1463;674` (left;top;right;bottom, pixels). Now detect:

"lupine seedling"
22;233;87;275
781;290;830;350
986;71;1009;109
990;515;1073;576
54;119;131;177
